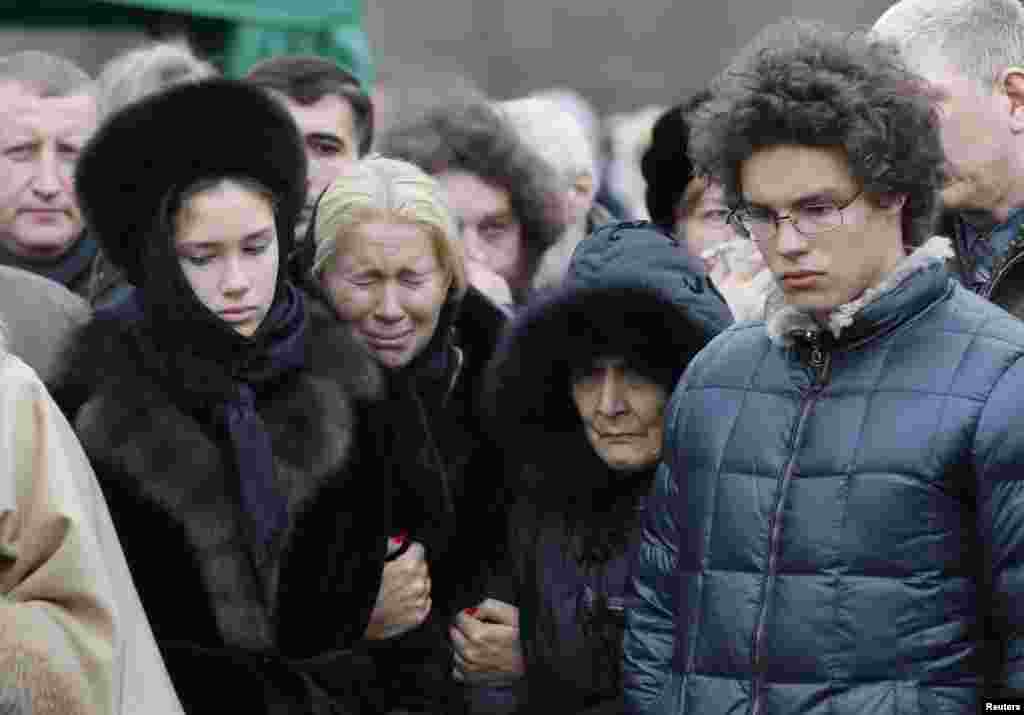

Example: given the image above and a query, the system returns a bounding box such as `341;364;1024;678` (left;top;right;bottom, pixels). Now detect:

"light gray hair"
96;41;216;118
873;0;1024;87
0;50;92;97
496;96;597;187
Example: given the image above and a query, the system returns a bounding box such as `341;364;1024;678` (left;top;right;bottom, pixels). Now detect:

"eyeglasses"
728;189;864;243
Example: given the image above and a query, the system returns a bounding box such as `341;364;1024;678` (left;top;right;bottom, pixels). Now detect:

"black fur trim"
485;284;714;450
75;79;306;287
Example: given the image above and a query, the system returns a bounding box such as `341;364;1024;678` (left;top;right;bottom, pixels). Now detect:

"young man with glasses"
623;19;1024;715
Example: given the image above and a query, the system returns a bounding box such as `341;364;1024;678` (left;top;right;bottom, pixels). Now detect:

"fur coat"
56;298;445;714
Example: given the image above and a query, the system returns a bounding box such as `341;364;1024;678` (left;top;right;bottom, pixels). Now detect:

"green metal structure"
0;0;373;86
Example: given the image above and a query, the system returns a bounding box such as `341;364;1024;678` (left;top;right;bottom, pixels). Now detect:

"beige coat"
0;353;183;714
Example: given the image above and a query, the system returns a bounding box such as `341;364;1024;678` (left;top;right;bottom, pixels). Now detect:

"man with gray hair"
0;51;99;299
497;95;614;292
873;0;1024;303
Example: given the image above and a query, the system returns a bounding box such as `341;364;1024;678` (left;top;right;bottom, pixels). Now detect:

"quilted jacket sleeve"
973;354;1024;695
622;389;685;714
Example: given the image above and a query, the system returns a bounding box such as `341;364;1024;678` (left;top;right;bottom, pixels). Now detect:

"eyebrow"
178;227;273;249
479;212;516;224
746;190;844;209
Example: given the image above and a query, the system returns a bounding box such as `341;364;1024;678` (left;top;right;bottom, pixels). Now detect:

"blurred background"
1;0;900;114
0;0;901;222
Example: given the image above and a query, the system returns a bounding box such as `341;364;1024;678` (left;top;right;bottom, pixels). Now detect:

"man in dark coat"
873;0;1024;308
0;51;99;299
624;20;1024;714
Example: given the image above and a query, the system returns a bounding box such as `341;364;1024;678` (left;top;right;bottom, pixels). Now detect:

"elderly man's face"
0;81;97;260
919;62;1017;212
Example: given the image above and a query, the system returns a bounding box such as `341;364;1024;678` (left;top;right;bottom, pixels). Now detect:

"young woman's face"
174;180;279;337
320;220;451;369
571;356;668;472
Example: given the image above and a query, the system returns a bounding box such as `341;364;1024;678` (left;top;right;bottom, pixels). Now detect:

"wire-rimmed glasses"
728;189;864;244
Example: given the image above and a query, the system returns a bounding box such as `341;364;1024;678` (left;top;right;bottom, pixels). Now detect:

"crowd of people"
1;0;1024;713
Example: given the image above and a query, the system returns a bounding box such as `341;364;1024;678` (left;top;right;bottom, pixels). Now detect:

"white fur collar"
764;236;954;347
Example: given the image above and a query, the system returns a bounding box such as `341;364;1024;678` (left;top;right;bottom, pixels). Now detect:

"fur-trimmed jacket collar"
764;236;954;348
58;297;386;656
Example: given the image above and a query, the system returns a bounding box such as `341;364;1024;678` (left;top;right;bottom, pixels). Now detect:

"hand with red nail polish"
450;598;524;684
364;537;431;641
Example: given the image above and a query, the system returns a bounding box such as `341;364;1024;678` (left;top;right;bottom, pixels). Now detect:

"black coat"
57;298;450;714
378;285;511;617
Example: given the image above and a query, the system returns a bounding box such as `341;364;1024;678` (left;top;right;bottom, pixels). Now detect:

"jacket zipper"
750;331;832;715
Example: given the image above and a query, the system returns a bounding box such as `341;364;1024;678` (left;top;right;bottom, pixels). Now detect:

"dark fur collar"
65;296;382;649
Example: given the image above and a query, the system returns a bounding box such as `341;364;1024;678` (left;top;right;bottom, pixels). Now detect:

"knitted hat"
75;78;306;287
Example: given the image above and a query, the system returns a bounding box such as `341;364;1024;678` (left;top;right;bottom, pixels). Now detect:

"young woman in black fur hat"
55;79;441;714
461;222;730;714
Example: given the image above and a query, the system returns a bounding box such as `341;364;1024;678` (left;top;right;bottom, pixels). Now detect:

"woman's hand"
467;260;514;308
364;536;432;641
705;239;772;322
450;598;525;684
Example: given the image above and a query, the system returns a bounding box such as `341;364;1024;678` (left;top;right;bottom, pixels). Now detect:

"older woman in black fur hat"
54;79;439;714
459;222;731;714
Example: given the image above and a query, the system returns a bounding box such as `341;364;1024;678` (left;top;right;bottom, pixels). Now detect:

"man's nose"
32;150;63;200
775;217;810;256
462;229;487;264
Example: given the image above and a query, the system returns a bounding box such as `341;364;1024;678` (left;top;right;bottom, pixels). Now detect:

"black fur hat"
640;90;710;230
75;78;306;287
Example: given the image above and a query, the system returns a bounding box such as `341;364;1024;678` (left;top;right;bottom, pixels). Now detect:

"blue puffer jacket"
623;238;1024;714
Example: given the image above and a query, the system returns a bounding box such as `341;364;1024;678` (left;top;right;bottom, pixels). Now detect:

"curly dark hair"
378;102;566;296
689;19;945;248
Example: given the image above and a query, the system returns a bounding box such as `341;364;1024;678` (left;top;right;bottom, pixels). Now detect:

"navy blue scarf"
99;283;307;554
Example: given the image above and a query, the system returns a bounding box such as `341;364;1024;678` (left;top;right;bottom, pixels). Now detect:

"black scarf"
97;281;308;556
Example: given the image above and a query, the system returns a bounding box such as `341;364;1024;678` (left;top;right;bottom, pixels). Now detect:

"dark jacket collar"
0;231;97;291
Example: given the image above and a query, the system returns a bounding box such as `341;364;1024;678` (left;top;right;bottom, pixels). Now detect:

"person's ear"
1000;67;1024;134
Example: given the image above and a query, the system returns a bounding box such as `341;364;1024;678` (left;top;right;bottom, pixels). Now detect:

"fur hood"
764;236;954;347
486;284;717;478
